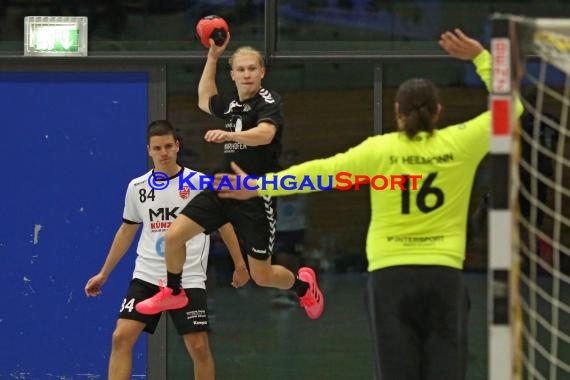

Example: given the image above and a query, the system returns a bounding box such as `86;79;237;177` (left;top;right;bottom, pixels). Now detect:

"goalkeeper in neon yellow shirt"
214;29;523;380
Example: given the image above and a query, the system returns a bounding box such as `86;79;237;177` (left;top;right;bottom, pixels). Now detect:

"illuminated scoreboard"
24;16;88;56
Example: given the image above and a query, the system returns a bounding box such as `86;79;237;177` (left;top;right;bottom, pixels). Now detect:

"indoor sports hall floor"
167;272;489;380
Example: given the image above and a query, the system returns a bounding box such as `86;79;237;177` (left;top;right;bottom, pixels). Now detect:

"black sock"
167;271;182;295
291;278;309;297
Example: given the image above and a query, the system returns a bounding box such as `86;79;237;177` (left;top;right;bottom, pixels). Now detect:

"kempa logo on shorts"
193;321;208;325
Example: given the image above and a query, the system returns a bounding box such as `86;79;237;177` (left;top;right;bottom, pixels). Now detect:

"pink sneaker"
297;267;324;319
135;285;188;315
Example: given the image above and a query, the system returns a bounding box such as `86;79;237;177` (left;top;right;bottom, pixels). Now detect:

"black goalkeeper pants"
365;265;470;380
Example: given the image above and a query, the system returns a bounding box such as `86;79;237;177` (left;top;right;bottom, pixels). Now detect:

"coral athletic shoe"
297;267;324;319
135;285;188;315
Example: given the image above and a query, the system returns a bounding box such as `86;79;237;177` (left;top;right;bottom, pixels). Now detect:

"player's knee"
250;268;271;287
111;328;137;351
185;335;211;363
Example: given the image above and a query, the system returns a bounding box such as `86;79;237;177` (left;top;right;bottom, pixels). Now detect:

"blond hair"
229;46;265;68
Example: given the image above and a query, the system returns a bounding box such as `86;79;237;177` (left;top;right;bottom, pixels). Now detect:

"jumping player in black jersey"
137;34;324;320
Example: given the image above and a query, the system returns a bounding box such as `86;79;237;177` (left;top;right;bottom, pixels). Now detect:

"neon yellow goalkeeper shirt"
257;50;523;271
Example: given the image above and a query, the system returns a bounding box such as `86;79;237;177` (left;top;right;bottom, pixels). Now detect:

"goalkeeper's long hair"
395;78;440;140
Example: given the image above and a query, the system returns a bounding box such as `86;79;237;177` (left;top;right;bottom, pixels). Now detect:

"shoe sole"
135;295;188;315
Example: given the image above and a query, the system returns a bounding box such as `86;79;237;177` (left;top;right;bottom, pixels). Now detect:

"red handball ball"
196;15;229;49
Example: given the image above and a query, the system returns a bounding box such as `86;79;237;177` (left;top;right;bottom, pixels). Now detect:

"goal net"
489;14;570;380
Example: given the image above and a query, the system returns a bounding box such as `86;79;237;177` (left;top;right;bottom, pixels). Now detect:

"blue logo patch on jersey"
156;236;165;257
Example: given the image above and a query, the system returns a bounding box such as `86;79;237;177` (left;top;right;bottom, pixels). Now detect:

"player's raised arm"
197;32;230;114
439;28;484;61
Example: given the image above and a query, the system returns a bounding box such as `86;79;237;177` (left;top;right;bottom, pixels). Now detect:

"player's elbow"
256;132;274;146
197;99;211;114
250;124;276;146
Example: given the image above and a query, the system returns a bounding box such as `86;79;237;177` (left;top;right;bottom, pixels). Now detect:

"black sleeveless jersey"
209;88;283;176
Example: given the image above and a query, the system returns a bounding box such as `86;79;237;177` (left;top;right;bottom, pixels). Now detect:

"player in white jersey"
84;120;249;380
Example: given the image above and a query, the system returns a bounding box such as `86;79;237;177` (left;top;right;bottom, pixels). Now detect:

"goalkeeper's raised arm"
439;28;491;91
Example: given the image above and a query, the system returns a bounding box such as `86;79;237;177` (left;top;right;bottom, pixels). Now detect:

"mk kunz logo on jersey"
149;207;179;232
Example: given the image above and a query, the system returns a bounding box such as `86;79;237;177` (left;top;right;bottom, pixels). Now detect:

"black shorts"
180;188;276;260
364;265;469;380
119;278;210;335
275;229;305;256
